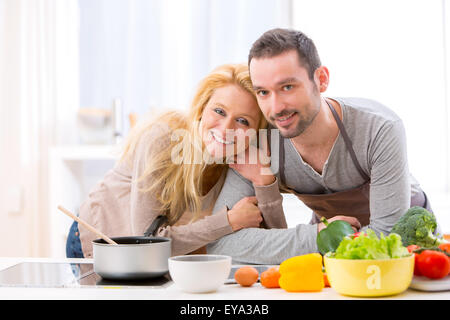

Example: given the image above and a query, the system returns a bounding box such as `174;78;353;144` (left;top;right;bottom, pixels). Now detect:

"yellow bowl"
324;254;414;297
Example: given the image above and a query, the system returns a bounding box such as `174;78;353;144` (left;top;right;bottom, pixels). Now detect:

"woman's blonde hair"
120;63;267;225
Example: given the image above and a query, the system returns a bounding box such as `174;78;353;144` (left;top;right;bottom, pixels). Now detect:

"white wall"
0;0;80;257
0;2;29;256
286;0;450;232
78;0;292;122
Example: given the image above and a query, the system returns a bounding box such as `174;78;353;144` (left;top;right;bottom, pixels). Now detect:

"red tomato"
416;250;450;279
407;245;422;276
437;243;450;275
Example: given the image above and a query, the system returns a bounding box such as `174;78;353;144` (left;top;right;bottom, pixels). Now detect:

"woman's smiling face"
200;84;261;160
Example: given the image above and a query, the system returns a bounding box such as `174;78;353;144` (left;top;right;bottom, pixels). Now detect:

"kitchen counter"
0;257;448;300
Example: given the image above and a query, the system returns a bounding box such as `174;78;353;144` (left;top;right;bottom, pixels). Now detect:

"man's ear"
314;66;330;93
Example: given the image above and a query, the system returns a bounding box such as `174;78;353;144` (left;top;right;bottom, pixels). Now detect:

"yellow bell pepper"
278;253;324;292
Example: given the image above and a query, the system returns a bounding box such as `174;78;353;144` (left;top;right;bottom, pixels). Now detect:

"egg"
234;266;259;287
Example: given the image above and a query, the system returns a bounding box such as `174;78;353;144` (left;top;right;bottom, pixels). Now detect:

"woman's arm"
78;125;171;258
154;206;232;256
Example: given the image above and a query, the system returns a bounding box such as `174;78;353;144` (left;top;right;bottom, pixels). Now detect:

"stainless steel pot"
92;236;171;280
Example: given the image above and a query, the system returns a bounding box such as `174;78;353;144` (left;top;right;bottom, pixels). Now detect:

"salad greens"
329;229;410;259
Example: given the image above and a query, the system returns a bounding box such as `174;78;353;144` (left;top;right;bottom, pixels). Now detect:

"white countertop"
0;257;448;300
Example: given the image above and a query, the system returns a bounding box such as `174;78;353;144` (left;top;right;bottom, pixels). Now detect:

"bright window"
291;0;450;230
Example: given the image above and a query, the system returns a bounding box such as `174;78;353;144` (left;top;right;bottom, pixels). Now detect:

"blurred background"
0;0;449;257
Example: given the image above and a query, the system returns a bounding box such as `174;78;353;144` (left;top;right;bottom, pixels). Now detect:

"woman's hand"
227;196;263;231
229;144;275;186
317;215;362;233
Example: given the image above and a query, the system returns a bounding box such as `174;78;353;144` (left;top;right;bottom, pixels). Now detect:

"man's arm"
207;168;318;264
364;119;411;235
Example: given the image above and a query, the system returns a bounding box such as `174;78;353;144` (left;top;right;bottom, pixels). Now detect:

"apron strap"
277;98;370;186
278;129;287;184
325;99;370;181
267;125;287;184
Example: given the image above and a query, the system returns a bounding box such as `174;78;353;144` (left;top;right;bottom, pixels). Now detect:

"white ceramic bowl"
168;254;231;293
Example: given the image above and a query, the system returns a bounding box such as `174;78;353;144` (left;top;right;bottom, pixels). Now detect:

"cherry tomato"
416;250;450;279
439;243;450;254
260;267;281;289
407;245;420;253
323;273;331;287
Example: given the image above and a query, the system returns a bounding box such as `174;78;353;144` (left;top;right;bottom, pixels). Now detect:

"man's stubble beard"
277;98;321;139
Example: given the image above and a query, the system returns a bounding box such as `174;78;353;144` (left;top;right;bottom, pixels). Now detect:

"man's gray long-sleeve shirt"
207;97;423;264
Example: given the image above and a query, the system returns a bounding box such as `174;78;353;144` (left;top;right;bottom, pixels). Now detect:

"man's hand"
317;215;361;233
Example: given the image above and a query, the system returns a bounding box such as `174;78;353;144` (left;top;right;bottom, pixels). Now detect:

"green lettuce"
331;229;410;260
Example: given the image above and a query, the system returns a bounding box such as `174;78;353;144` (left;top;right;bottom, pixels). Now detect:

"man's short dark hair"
248;28;321;80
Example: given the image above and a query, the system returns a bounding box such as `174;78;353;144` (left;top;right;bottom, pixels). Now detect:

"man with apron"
206;28;435;264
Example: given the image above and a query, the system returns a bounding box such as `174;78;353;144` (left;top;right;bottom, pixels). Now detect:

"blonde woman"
66;64;287;258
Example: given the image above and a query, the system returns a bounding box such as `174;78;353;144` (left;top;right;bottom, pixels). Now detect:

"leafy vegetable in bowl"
328;229;410;260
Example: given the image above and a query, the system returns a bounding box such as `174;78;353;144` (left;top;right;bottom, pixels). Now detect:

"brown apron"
276;99;430;227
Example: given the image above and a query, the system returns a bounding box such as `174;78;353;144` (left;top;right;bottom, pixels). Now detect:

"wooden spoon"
58;205;118;245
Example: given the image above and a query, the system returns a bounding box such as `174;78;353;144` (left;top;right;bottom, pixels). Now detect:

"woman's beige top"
78;124;287;258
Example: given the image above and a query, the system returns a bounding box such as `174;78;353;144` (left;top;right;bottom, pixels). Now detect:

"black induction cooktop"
0;262;171;288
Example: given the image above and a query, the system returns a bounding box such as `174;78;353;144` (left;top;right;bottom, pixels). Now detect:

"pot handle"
143;215;168;237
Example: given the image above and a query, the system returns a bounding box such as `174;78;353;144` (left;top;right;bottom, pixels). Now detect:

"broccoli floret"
391;206;443;247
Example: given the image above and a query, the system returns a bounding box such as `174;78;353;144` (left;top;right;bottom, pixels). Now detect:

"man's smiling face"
249;49;322;138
